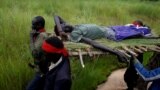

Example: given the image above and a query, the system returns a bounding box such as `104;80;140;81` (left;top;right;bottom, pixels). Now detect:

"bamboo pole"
155;45;160;50
130;46;143;53
117;49;131;58
78;49;85;68
122;46;138;56
135;46;148;52
68;51;107;56
147;47;160;52
85;48;93;57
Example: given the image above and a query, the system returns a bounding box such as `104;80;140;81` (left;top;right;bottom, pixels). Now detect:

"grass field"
0;0;160;90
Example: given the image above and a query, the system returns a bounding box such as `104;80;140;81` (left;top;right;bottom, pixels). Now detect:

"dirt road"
97;68;127;90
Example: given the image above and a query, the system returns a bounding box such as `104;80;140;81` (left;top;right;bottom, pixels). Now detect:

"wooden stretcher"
65;38;160;56
63;38;160;68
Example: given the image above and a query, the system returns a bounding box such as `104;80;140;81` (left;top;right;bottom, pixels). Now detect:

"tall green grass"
70;55;126;90
0;0;160;90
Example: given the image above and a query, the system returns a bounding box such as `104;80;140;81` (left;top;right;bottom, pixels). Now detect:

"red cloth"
42;41;68;57
132;21;142;27
33;28;46;41
39;28;45;32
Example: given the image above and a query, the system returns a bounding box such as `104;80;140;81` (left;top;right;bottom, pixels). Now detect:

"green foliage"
0;0;160;90
70;55;125;90
143;52;154;65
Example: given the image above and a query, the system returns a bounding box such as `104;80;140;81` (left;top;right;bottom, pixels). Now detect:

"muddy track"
97;68;127;90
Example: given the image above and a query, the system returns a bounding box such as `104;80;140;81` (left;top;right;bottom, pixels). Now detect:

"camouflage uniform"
30;31;49;74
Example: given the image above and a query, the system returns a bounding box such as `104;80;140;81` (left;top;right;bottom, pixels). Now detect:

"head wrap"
42;41;68;57
132;20;143;27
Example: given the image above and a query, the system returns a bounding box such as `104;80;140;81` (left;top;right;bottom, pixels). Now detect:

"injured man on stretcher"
54;15;153;62
54;16;152;42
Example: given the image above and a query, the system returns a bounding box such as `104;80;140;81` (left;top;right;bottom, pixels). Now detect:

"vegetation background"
0;0;160;90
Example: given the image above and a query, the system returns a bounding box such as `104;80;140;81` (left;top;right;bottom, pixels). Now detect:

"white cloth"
49;57;62;71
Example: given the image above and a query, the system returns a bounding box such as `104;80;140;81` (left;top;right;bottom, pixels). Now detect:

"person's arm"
133;58;160;81
30;31;35;52
60;32;70;41
54;15;69;39
30;30;40;52
68;30;83;42
54;16;63;34
57;16;66;24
